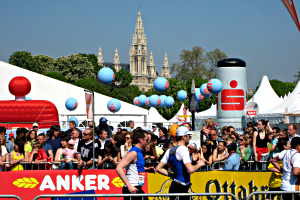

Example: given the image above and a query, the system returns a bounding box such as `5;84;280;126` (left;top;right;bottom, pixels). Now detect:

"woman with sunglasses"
120;133;133;159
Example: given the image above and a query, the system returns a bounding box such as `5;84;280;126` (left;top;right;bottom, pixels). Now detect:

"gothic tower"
113;48;121;72
129;11;153;91
160;53;171;78
149;51;157;78
97;48;104;66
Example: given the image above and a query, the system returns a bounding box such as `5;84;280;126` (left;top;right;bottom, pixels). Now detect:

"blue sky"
0;0;299;88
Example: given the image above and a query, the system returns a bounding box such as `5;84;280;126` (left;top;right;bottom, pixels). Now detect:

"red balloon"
9;76;31;97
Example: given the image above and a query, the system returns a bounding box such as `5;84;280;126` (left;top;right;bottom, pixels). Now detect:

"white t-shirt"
278;149;300;191
161;145;191;164
0;145;7;156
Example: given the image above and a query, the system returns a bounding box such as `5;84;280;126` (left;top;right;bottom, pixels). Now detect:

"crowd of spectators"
0;117;297;173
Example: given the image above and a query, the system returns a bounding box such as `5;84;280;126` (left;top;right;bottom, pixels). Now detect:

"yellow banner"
148;171;272;199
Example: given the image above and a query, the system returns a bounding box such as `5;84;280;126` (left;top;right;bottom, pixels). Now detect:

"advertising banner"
0;169;147;200
148;171;272;199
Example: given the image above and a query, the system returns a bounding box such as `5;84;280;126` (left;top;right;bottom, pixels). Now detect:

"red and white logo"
221;80;245;111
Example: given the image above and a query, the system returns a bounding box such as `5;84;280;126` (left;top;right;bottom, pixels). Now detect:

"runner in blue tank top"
116;129;148;200
156;126;205;200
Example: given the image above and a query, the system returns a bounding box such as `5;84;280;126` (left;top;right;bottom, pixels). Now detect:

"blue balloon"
68;117;78;127
159;95;167;108
133;97;140;106
165;96;175;107
97;67;115;84
207;78;223;94
107;98;121;113
153;77;169;92
200;83;211;98
138;95;147;106
149;95;160;107
65;97;78;111
195;88;204;102
145;97;150;106
177;90;187;101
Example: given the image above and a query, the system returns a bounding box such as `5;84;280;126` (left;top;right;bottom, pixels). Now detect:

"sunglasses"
125;137;131;140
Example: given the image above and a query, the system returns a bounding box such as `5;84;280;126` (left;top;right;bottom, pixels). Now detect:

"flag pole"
92;90;95;169
85;89;95;169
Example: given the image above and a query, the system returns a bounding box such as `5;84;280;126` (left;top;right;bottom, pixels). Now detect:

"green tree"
79;53;101;73
9;51;34;71
75;78;111;95
294;70;300;83
206;48;227;79
56;54;94;83
171;46;227;81
33;55;56;73
171;46;207;80
269;79;296;97
115;68;133;87
45;71;68;82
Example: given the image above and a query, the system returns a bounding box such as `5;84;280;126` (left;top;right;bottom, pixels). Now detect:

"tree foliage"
79;53;101;73
33;55;56;73
9;51;34;71
115;68;133;87
56;54;94;83
206;48;227;79
44;71;68;82
269;79;296;97
294;70;300;83
171;46;227;81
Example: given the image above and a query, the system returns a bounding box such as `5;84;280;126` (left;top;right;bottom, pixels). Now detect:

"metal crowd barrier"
210;160;270;171
0;195;22;200
33;193;238;200
0;160;273;171
247;191;300;200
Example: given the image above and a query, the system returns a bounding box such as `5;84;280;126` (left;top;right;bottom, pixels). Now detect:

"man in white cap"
156;126;205;200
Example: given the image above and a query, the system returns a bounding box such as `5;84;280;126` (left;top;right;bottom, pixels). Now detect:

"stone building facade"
97;11;170;91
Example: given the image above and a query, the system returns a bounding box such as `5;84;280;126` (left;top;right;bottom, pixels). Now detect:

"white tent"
147;107;169;124
168;104;191;123
0;61;149;128
248;75;284;114
284;81;300;114
195;104;217;118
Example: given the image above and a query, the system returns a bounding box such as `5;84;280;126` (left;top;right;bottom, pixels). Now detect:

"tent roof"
284;81;300;114
0;61;148;118
195;104;217;118
168;104;191;123
248;75;283;114
147;107;168;123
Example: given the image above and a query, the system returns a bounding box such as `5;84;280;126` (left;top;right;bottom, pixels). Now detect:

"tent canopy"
195;104;217;118
147;107;169;124
168;104;191;123
248;75;283;114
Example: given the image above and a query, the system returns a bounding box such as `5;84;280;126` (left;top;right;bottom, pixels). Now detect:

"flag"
85;91;93;120
282;0;300;31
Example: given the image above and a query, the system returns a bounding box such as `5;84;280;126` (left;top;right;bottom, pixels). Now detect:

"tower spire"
130;11;148;76
97;48;104;66
149;51;155;67
160;53;171;78
113;48;121;72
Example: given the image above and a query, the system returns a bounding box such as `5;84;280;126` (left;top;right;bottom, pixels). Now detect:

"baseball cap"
99;117;108;123
176;126;189;137
187;131;195;135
